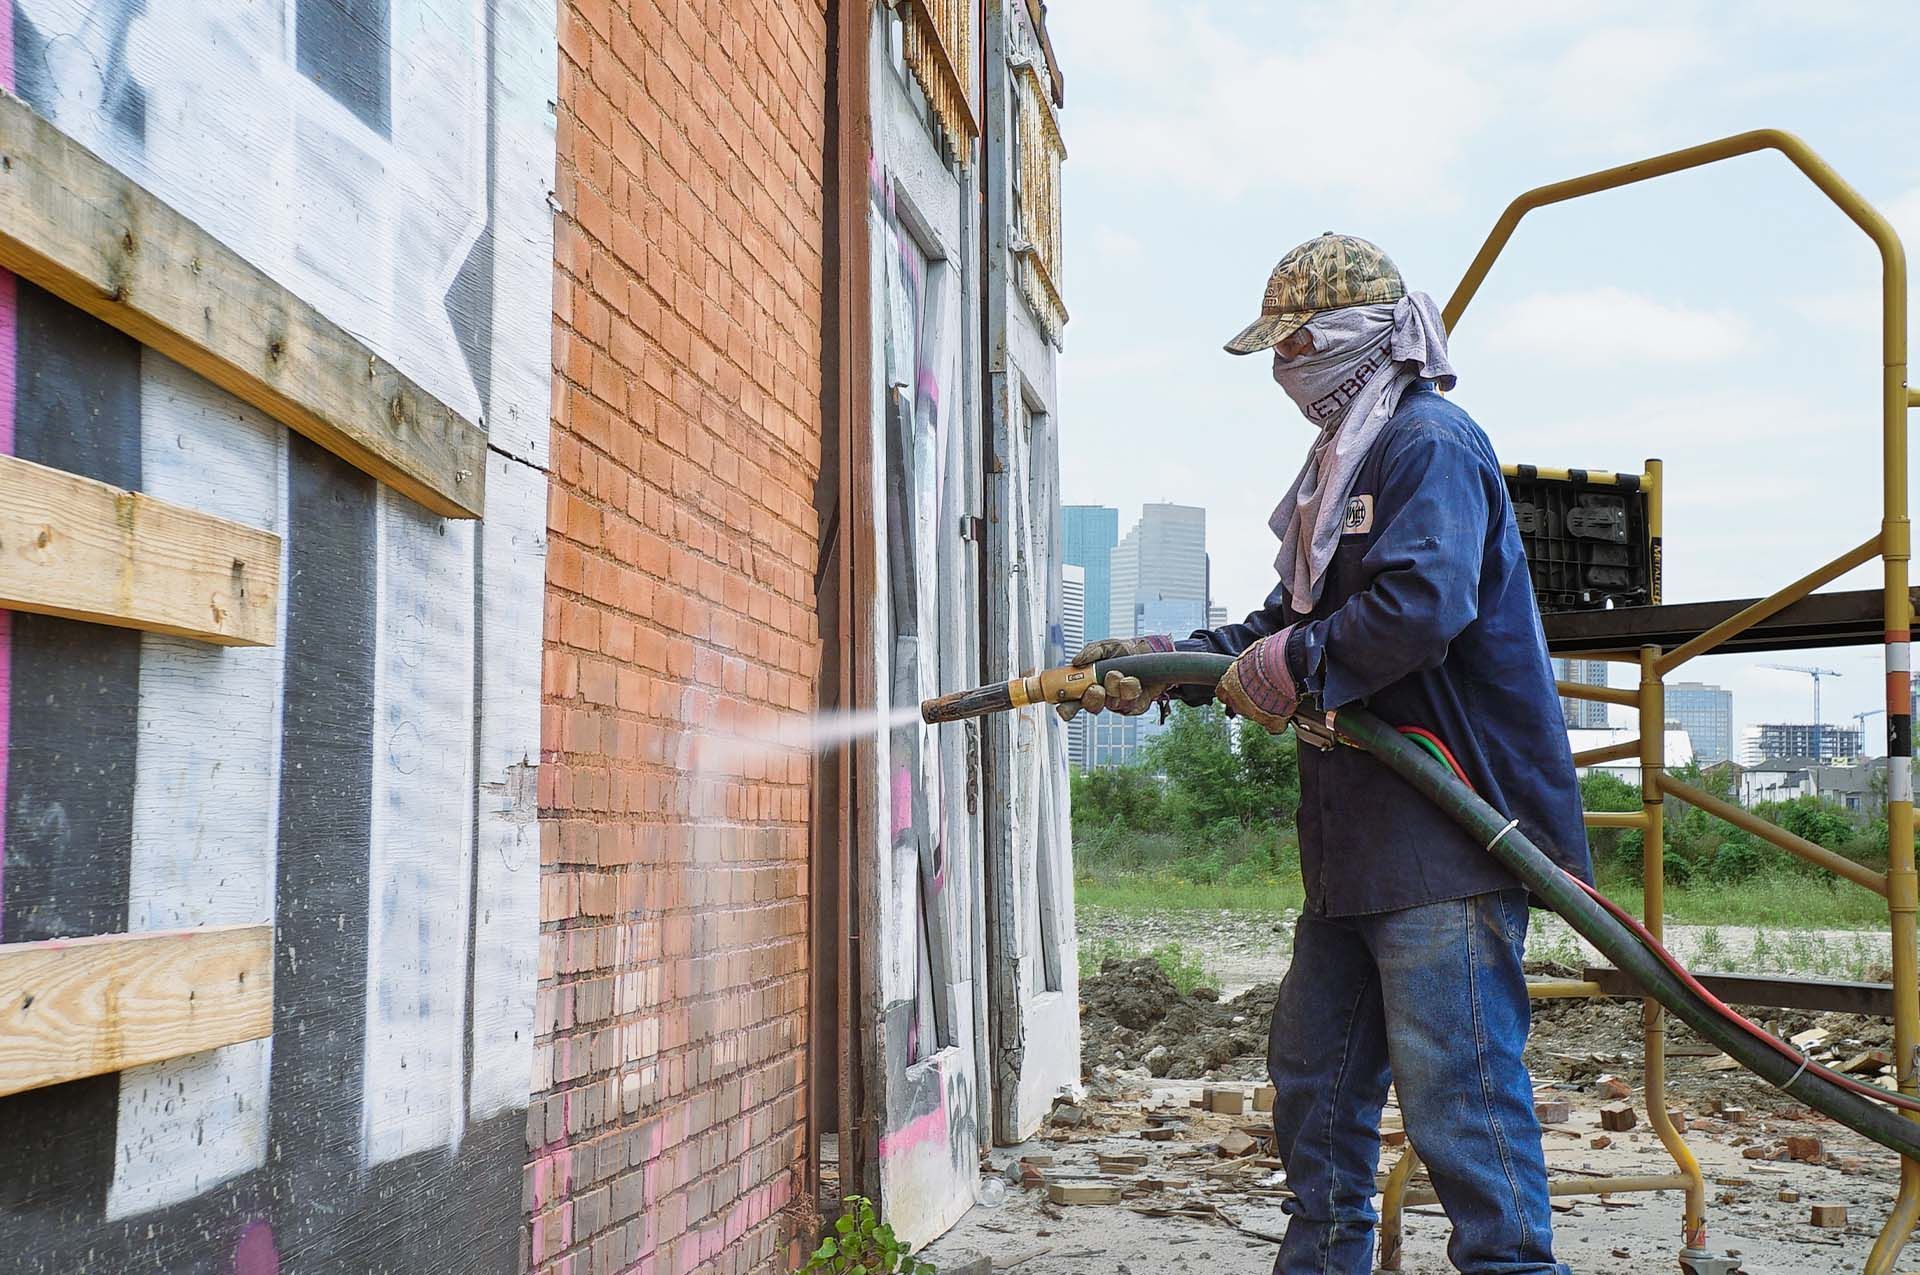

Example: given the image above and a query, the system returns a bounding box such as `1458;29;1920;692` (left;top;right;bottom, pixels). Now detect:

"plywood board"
0;450;279;645
361;485;476;1163
0;924;274;1098
468;452;545;1121
0;90;487;518
107;353;286;1218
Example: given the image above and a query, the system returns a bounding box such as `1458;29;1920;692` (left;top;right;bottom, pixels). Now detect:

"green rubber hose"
1097;652;1920;1160
1090;651;1234;689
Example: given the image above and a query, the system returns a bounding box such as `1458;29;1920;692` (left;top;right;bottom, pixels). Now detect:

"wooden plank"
0;452;279;645
0;90;485;518
0;924;273;1098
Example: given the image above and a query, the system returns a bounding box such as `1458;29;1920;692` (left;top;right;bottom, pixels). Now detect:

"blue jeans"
1267;889;1570;1275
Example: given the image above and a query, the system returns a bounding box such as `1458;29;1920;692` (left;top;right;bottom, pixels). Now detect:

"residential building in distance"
1063;505;1119;646
1062;564;1087;769
1552;657;1612;729
1209;603;1229;628
1740;722;1862;765
1666;682;1734;764
1739;756;1886;813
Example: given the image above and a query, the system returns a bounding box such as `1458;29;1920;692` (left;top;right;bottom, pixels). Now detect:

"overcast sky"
1047;0;1920;748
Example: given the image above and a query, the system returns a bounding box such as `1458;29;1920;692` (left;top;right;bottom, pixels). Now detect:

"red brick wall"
533;1;827;1271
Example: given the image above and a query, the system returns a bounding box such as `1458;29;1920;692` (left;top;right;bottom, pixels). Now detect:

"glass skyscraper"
1062;506;1118;646
1665;681;1733;764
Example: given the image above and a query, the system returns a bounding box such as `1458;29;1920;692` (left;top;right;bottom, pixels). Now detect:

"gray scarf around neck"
1267;292;1456;614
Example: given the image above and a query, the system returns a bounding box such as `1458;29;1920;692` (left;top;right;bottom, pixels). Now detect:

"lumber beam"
0;924;274;1098
0;452;279;645
0;90;485;518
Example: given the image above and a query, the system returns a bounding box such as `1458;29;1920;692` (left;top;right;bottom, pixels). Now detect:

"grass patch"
1746;928;1890;979
1596;869;1891;930
1076;939;1219;994
1076;861;1890;933
1075;822;1304;914
1077;873;1305;914
1525;915;1893;980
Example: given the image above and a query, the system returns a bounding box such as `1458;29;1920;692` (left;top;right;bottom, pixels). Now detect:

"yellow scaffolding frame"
1374;130;1918;1274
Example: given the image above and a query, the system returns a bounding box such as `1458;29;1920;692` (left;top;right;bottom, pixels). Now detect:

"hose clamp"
1294;702;1339;751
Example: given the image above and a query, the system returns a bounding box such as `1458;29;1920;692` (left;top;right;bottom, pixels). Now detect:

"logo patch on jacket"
1342;494;1374;535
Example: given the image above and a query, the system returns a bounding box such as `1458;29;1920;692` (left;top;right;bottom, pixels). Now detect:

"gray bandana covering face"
1268;292;1456;614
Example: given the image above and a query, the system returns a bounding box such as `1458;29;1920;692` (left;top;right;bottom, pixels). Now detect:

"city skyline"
1061;494;1907;761
1066;500;1210;767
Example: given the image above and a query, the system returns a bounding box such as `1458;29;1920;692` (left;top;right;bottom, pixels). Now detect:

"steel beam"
1583;966;1895;1017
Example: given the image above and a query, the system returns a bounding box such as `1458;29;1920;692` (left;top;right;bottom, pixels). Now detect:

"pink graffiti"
232;1221;279;1275
875;1103;949;1161
890;765;912;838
532;1091;574;1261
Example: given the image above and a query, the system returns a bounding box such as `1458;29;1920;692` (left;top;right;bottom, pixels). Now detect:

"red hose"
1395;725;1920;1114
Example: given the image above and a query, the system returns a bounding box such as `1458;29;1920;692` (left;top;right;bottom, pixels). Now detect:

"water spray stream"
683;703;927;781
806;704;927;749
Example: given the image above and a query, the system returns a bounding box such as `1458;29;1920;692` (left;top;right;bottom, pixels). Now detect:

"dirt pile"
1083;956;1898;1098
1081;957;1276;1080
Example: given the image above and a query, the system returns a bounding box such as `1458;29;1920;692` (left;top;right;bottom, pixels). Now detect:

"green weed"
1077;937;1220;995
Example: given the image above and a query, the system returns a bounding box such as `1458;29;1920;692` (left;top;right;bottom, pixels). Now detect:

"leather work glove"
1055;635;1173;721
1216;629;1300;734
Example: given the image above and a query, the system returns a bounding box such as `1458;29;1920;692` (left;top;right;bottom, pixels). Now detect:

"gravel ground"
921;1074;1903;1274
914;908;1914;1271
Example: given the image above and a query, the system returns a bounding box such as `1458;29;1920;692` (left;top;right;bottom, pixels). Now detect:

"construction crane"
1855;707;1887;758
1761;663;1842;759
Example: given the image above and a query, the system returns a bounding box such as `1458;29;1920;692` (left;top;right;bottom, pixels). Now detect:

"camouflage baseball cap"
1224;233;1406;355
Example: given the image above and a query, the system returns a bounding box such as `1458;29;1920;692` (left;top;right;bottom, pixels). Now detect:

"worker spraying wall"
923;131;1920;1275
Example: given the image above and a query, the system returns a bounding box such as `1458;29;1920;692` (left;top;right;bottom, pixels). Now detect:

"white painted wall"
109;354;287;1218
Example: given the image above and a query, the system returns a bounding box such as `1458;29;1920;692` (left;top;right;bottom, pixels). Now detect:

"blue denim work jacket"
1179;386;1594;917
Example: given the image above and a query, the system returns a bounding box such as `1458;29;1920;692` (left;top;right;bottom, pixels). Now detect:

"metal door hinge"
960;515;985;542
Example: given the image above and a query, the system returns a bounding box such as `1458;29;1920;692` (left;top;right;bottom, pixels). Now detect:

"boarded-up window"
1013;60;1066;340
898;0;980;161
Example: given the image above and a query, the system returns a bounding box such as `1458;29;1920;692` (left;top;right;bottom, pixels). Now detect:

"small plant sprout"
803;1196;936;1275
1695;927;1725;967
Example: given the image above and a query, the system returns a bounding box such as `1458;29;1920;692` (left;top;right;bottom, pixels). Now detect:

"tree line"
1071;706;1887;888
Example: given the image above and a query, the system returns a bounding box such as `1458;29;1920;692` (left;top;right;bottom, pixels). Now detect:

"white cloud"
1052;0;1501;204
1889;188;1920;252
1535;27;1716;143
1089;225;1145;266
1047;0;1720;204
1480;287;1750;364
1791;186;1920;341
